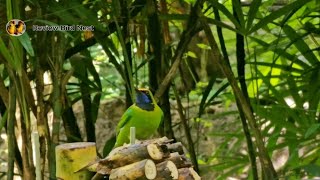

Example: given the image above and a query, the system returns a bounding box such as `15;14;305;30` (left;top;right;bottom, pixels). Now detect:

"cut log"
56;142;96;180
166;142;184;155
166;153;192;168
109;159;157;180
141;137;172;144
178;168;201;180
155;160;178;180
96;142;170;174
147;143;166;160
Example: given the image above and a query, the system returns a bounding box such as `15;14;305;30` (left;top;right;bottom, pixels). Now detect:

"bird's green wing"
160;110;164;125
116;107;133;136
157;107;164;131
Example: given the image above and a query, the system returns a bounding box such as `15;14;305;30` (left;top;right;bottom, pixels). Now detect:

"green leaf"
17;33;34;57
232;0;245;28
283;25;319;65
82;58;102;124
287;147;300;168
199;82;229;117
307;69;320;119
205;17;242;34
247;62;304;74
287;75;303;108
6;0;13;20
84;58;102;89
104;37;120;57
112;0;121;17
48;1;79;24
266;127;281;149
70;56;98;89
249;37;310;69
187;51;197;58
247;62;270;97
246;0;261;31
269;62;281;86
304;22;320;34
198;77;216;117
196;43;211;50
10;38;23;74
94;32;124;80
207;0;241;30
114;17;134;103
185;0;196;5
256;70;304;128
304;124;320;138
70;1;106;32
0;37;13;62
159;13;243;35
248;0;312;34
255;105;299;133
302;164;320;176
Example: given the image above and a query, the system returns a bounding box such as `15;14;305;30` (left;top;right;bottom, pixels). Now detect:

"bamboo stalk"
7;79;16;180
32;132;42;180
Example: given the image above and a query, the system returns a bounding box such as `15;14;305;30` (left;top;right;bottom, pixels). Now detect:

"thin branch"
172;84;199;173
154;0;205;101
7;77;16;180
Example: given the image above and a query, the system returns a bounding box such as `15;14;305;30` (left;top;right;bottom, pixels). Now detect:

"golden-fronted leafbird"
115;88;163;147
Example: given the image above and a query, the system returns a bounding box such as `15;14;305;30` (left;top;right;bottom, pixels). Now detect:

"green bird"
114;88;163;147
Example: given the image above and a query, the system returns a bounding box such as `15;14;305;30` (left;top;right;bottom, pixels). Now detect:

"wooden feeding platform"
56;137;201;180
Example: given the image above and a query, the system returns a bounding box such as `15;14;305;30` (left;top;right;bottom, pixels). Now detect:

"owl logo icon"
6;19;26;36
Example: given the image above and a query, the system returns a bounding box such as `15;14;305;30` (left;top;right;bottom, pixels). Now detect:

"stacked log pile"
90;137;201;180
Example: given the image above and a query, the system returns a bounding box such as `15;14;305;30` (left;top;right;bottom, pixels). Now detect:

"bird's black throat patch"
136;103;155;111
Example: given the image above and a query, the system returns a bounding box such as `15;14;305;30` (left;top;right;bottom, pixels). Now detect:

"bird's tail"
102;135;117;157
